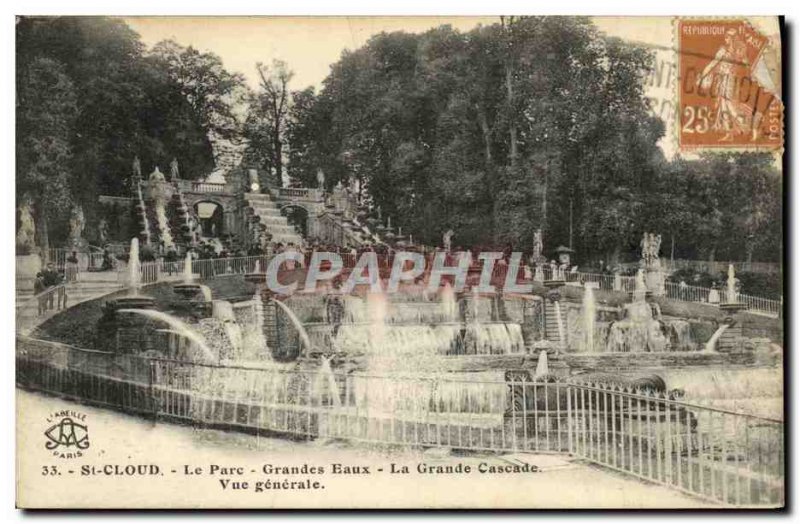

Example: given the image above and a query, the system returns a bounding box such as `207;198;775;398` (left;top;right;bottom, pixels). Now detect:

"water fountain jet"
272;299;314;356
534;350;549;378
704;324;729;353
174;252;208;300
111;238;156;309
582;283;596;353
118;308;217;362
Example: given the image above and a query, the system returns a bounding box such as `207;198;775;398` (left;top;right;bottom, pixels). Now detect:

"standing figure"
697;28;757;141
316;168;326;191
532;229;544;263
640;232;650;266
169;158;180;181
443;230;454;253
68;205;86;248
650;234;662;267
97;218;109;245
16;198;36;253
132;155;142;179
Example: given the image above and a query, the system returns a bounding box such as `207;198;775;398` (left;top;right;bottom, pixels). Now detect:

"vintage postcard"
15;15;784;509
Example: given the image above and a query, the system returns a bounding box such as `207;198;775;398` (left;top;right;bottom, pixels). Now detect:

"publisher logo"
44;410;90;458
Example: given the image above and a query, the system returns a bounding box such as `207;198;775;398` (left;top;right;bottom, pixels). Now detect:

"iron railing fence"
16;337;784;507
667;259;781;276
45;247;106;272
568;382;783;507
17;285;68;318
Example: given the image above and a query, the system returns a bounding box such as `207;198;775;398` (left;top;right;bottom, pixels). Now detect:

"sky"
120;16;780;160
123;16;671;92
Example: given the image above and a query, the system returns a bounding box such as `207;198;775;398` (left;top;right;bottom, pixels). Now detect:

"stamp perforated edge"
671;16;785;155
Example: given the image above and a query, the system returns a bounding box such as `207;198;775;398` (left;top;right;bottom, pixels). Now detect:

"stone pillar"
223;209;235;236
306;209;318;239
245;271;281;358
645;267;665;297
521;297;544;347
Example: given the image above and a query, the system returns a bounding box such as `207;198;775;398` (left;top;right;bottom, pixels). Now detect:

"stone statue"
640;232;662;267
316;168;325;190
169;158;180;180
97;218;109;245
68;205;86;247
149;166;165;182
349;176;361;200
640;232;649;265
640;232;665;296
727;264;738;303
532;229;544;263
16;199;36;253
651;233;662;262
443;230;454;252
132;155;142;179
248;169;259;192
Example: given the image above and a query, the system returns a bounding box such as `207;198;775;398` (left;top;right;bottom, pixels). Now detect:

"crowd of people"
33;234;592;306
33;262;65;314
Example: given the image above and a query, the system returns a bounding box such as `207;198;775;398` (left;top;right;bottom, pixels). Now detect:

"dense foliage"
18;16;782;266
280;17;782;263
16;17;241;247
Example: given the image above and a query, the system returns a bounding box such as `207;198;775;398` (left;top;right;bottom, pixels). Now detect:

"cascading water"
534;350;549;378
249;292;269;353
211;300;244;360
272;299;313;355
118;308;217;362
554;301;566;351
704;324;729;353
441;283;457;322
582;283;596;353
183;252;193;283
340;288;510;428
634;268;647;301
313;355;342;408
129;238;141;295
565;301;695;353
155;202;174;250
605;282;671;352
325;288;525;357
135;183;152;246
173;185;196;247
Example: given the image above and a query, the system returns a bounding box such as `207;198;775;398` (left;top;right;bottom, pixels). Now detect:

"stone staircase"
16;271;125;334
544;299;566;345
244;193;304;245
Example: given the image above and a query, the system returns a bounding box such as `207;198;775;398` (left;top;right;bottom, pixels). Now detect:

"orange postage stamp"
677;18;783;150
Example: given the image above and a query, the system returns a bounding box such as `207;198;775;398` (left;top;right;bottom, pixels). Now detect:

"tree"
289;18;667;253
16;57;77;250
286;87;322;187
149;40;246;169
241;60;294;187
16;17;225;246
